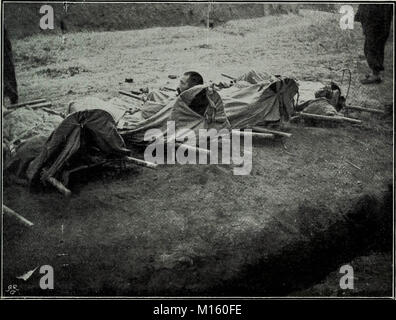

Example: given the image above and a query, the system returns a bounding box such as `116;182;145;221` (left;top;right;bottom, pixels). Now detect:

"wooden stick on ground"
298;112;362;124
232;130;275;139
4;102;52;116
3;205;34;227
175;142;211;155
345;160;362;170
119;90;144;101
46;177;72;197
252;126;292;138
8;98;47;110
346;105;385;114
221;73;236;81
41;107;65;117
163;86;176;92
124;156;158;169
27;102;52;109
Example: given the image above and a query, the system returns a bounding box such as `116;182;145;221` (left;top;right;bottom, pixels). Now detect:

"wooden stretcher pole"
299;112;362;124
124;156;158;169
221;73;236;81
29;102;52;109
3;205;34;227
252;126;292;138
46;177;72;197
8;98;47;109
232;130;275;139
41;107;65;117
175;142;211;155
4;102;52;116
119;90;144;101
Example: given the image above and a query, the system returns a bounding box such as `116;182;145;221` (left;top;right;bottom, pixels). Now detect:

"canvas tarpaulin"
3;108;64;179
118;73;299;144
219;77;298;128
26;109;130;184
4;71;299;185
119;84;231;144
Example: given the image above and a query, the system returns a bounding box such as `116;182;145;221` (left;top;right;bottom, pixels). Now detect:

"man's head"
177;71;204;94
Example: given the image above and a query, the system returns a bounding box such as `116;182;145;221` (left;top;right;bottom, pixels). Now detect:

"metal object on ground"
340;68;351;100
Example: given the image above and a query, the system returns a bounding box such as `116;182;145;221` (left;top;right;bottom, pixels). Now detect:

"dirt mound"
5;2;299;39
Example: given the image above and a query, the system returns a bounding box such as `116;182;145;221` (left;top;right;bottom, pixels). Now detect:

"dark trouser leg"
378;19;392;72
4;82;18;105
363;31;383;75
378;39;386;71
362;19;391;75
3;30;18;104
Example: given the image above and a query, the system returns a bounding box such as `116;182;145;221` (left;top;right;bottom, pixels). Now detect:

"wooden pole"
4;102;52;116
46;177;72;197
221;73;236;81
252;126;292;138
8;98;47;110
41;107;65;117
175;142;211;155
119;90;144;101
299;112;362;124
124;156;158;169
346;105;385;114
163;86;176;92
232;130;275;139
27;102;52;109
3;205;34;227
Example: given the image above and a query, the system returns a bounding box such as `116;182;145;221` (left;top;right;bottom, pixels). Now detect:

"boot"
360;73;382;84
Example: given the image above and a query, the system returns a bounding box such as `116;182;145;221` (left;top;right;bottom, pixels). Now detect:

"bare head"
177;71;204;94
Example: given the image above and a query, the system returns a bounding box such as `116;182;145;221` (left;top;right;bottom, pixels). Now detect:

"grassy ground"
3;10;393;296
4;2;298;39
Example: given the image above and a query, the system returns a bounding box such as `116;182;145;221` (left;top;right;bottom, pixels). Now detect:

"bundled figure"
355;4;393;84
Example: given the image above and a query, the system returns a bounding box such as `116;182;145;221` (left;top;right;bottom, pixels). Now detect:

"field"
3;9;393;296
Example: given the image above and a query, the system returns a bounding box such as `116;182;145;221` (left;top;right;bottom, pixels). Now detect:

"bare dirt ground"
3;10;393;296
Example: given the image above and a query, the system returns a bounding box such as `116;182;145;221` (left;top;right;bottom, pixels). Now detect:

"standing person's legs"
378;37;386;72
378;15;393;73
3;29;18;104
361;24;383;84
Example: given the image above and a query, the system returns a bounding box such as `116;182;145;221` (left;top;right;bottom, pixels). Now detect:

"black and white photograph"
1;0;394;305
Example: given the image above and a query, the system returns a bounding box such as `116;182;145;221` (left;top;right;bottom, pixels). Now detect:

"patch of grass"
16;52;56;67
36;65;89;78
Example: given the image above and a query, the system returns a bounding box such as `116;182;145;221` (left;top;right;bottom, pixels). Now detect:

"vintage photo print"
1;0;394;306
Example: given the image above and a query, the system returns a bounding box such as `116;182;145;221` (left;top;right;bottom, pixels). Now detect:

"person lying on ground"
176;71;209;117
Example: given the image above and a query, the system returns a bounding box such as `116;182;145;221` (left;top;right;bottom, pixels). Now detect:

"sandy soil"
3;10;393;296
